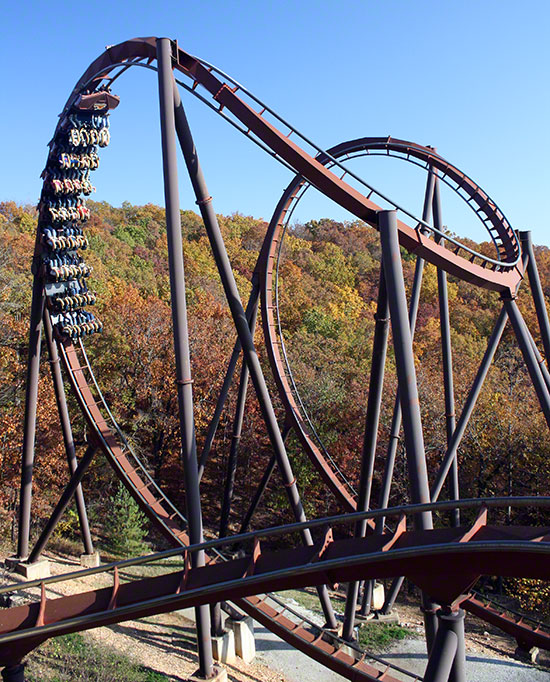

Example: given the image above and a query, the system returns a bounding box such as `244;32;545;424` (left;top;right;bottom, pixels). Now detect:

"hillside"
1;199;549;559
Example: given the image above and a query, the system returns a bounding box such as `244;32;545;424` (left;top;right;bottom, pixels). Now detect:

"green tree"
106;483;149;557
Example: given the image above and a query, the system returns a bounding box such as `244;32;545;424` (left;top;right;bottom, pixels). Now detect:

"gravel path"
382;638;550;682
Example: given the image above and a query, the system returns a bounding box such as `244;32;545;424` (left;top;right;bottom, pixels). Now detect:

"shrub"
105;483;149;558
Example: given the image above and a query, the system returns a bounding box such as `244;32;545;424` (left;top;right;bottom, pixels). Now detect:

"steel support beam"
520;231;550;367
423;608;465;682
380;575;404;615
342;265;389;641
219;297;260;538
504;297;550;430
28;443;97;563
374;167;434;537
16;267;45;560
43;312;94;555
172;75;337;629
198;281;260;482
371;172;434;619
379;209;436;648
1;664;25;682
432;177;459;527
431;306;508;502
371;251;426;620
239;451;277;535
156;37;213;678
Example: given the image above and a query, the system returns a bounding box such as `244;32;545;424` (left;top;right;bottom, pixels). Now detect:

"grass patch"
358;623;412;650
26;632;167;681
279;588;324;613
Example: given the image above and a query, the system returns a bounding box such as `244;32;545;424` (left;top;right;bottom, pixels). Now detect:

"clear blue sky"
1;0;549;245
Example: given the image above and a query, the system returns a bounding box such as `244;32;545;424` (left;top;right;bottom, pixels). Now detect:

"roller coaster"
2;36;550;682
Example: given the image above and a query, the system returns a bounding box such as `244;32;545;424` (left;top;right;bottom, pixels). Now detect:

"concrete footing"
79;552;100;568
211;629;236;665
340;643;360;660
187;664;227;681
372;582;385;611
226;617;255;663
515;645;540;664
4;558;50;580
371;610;400;624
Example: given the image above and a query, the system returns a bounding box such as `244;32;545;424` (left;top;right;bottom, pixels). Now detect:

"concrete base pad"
212;630;236;665
80;552;100;568
354;610;374;623
226;617;255;663
187;664;227;681
369;610;400;624
4;558;50;580
515;645;540;664
339;643;360;660
372;582;385;610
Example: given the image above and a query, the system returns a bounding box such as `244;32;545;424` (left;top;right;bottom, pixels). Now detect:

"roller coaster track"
60;37;522;295
56;338;417;682
12;35;549;681
3;336;546;676
464;593;550;651
60;333;550;663
2;420;550;676
260;137;511;512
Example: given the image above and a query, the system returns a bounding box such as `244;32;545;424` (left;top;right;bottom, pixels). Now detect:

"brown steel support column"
342;264;389;641
423;608;465;682
432;177;459;527
238;450;277;535
156;37;213;678
379;209;437;649
374;254;426;534
503;297;550;430
213;297;260;637
43;312;94;555
372;254;425;619
172;78;338;630
372;171;434;618
431;306;508;501
219;293;260;538
198;281;260;482
375;168;434;537
28;443;97;563
520;231;550;368
1;664;25;682
17;267;45;560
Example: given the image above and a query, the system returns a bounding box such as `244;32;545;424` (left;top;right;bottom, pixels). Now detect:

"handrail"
56;49;520;273
77;340;187;527
197;57;520;269
3;495;548;596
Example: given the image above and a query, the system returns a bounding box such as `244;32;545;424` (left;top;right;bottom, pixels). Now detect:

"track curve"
260;136;517;512
2;463;550;674
56;338;409;681
58;37;522;295
20;34;547;680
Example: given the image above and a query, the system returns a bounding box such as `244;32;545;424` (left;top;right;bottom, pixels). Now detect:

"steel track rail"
261;137;510;512
53;338;414;681
2;517;550;666
38;340;550;663
54;37;522;294
464;593;550;651
24;36;545;679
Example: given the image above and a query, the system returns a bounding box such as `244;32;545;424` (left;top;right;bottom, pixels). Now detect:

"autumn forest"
1;199;549;568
